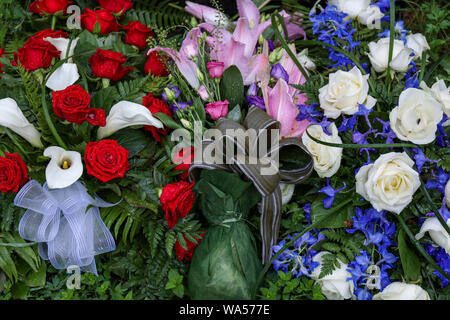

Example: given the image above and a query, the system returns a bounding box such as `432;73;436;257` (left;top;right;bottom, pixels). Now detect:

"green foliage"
398;229;422;282
291;73;325;104
165;269;184;298
260;271;325;300
220;66;245;109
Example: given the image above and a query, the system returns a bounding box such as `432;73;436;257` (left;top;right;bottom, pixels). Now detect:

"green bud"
269;47;283;64
190;16;198;28
164;87;176;102
258;34;264;46
196;68;205;82
180;119;192;130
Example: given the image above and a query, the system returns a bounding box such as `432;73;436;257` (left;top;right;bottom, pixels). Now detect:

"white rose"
372;282;430;300
390;88;443;144
358;5;384;28
420;79;450;126
329;0;370;18
446;179;450;209
415;217;450;254
310;251;354;300
368;38;413;73
318;66;377;118
356;152;420;214
406;33;430;58
302;123;342;178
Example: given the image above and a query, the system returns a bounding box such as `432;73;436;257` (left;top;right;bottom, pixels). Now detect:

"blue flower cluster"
346;208;398;299
425;244;450;288
271;231;324;278
309;5;360;69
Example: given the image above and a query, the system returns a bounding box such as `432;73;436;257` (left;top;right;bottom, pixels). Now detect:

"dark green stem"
41;84;68;149
385;0;395;90
4;127;29;160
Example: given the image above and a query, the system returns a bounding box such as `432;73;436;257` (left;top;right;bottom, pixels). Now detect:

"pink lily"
185;1;229;27
279;10;307;42
263;78;309;138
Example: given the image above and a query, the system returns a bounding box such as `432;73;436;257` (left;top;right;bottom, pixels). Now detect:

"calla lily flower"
0;98;43;148
185;1;229;27
44;146;83;189
263;78;309;138
147;47;200;89
44;37;80;91
97;101;163;139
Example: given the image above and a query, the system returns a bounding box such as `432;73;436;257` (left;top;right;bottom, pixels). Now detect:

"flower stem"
41;84;68;149
51;15;56;30
385;0;395;91
4;127;29;160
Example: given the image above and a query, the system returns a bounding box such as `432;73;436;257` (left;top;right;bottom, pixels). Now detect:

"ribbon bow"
14;180;116;275
188;105;314;264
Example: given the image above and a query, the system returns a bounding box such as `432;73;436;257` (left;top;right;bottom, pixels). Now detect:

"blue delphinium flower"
318;178;346;208
170;101;192;113
309;5;360;70
373;0;391;13
404;60;419;89
425;166;450;194
303;203;312;225
412;148;439;173
425;244;450;288
338;115;358;133
296;103;322;123
436;115;449;148
375;118;397;145
161;85;181;102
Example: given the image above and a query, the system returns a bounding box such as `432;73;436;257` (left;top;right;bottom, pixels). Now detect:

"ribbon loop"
15;180;116;274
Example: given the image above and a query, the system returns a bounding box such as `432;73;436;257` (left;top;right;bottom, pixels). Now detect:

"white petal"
97;101;164;139
46;63;80;92
44;37;79;60
44;146;83;189
0;98;43;148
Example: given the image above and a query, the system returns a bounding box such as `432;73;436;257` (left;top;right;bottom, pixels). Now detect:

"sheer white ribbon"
14;180;117;275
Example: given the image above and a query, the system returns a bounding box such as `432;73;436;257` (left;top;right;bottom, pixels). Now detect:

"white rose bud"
358;5;384;29
310;251;354;300
356;152;420;214
389;88;443;144
368;38;413;73
329;0;371;18
318;66;377;118
420;78;450;126
302;123;342;178
372;282;430;300
406;33;430;59
415;217;450;254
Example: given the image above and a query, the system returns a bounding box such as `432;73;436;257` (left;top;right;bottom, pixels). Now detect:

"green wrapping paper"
187;170;262;300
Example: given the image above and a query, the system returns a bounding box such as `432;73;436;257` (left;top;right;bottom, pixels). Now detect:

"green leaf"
310;194;354;228
398;229;421;282
154;112;183;130
11;282;28;299
220;66;244;109
110;128;150;158
90;87;119;113
226;104;242;122
23;263;46;287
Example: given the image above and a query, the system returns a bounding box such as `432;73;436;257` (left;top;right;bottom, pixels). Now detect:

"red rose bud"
122;21;155;50
29;0;72;15
205;100;229;120
174;232;205;261
89;48;134;81
96;0;133;15
144;51;170;77
160;181;195;229
12;29;67;71
80;9;119;35
52;84;106;126
0;153;29;193
172;146;194;180
142;93;172;143
0;48;5;74
84;140;130;182
206;61;224;78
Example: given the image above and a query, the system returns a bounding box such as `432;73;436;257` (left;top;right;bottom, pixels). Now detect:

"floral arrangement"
0;0;448;301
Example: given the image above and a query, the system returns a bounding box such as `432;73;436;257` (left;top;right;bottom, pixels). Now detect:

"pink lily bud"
206;61;225;79
205;100;229;120
197;85;210;101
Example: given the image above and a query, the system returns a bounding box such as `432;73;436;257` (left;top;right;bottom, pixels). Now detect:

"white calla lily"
415;217;450;254
44;146;83;189
46;63;80;92
44;37;80;91
97;101;164;139
0;98;43;148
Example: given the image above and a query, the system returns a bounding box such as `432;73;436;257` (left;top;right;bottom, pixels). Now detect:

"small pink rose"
205;100;229;120
197;85;210;101
206;61;224;79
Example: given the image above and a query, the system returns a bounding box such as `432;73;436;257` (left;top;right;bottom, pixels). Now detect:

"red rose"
160;181;195;229
0;153;29;193
122;21;155;50
29;0;72;15
85;140;130;182
174;232;204;261
12;29;67;71
80;9;119;35
96;0;133;15
142;93;172;142
144;51;170;77
172;147;194;180
89;48;134;81
0;48;4;74
52;84;106;126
